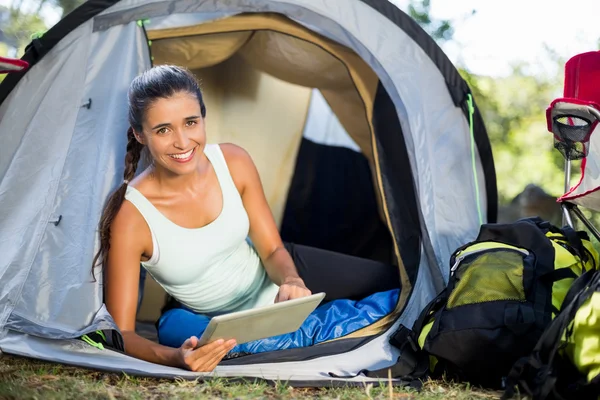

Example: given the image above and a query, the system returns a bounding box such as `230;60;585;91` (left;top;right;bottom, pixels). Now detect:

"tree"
407;0;453;42
54;0;84;17
3;13;46;52
404;0;571;218
0;0;85;57
406;0;475;43
461;67;566;204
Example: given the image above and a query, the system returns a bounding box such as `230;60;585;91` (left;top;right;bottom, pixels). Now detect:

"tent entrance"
147;13;383;215
147;12;379;161
133;13;408;345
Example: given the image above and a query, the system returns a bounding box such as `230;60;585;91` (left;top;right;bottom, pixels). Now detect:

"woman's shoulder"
217;143;258;188
114;173;155;242
218;143;255;170
108;197;152;267
218;142;250;159
113;195;149;237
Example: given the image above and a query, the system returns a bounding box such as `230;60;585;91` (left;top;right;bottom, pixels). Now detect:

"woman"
95;65;400;372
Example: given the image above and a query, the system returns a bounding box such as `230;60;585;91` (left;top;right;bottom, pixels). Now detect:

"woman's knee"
157;308;211;348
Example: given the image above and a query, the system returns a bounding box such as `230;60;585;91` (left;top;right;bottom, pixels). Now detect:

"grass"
0;353;508;399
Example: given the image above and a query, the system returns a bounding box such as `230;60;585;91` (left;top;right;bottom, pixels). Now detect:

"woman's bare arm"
221;144;311;301
105;201;235;370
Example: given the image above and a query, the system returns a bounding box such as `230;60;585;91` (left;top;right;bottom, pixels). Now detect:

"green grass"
0;353;507;399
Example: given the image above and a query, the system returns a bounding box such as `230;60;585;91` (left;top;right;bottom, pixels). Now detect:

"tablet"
196;292;326;346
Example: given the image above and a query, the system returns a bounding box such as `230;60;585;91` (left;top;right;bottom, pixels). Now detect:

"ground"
0;353;510;400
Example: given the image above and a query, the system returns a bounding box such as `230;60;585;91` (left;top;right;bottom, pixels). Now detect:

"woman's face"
137;91;206;176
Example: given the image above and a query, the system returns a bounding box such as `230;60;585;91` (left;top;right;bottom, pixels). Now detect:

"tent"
0;0;497;385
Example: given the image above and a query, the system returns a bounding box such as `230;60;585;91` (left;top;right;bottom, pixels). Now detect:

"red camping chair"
0;56;29;74
547;50;600;241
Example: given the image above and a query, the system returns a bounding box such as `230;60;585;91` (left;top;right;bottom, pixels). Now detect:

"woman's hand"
275;277;312;302
178;336;237;372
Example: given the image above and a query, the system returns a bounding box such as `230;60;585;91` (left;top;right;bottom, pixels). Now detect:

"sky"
391;0;600;77
3;0;600;77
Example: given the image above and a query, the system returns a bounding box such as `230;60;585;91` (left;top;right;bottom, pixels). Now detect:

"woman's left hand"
275;277;312;302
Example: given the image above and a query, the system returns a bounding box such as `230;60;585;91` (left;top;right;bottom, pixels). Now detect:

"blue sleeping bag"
157;289;399;354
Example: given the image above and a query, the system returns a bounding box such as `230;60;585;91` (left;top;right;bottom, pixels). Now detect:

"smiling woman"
93;65;401;373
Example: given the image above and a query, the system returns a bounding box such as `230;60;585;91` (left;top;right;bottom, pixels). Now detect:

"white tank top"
124;144;279;315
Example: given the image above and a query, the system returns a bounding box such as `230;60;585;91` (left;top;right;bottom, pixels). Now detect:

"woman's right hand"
178;336;237;372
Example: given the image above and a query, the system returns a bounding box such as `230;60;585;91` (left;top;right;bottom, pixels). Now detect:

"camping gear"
378;217;598;388
503;269;600;400
549;51;600;240
499;51;600;399
0;0;496;385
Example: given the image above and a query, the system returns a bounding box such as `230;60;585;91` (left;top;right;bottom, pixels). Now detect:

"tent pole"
562;159;575;228
563;202;600;242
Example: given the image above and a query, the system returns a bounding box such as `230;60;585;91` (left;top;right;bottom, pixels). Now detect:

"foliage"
407;0;454;42
53;0;85;17
1;7;47;55
407;0;476;43
461;67;568;203
407;0;571;204
0;42;7;83
0;0;85;57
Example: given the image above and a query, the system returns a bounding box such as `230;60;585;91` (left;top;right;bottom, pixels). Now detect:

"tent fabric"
0;20;95;335
0;20;151;338
301;89;361;152
148;13;379;165
0;0;497;384
0;331;401;384
152;31;252;70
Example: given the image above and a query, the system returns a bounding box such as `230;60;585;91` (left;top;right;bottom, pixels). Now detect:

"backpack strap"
361;325;430;383
544;268;579;283
548;223;588;263
362;290;449;382
528;217;587;263
560;269;597;312
502;309;573;400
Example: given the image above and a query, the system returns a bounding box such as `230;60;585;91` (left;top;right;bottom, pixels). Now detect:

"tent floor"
0;331;403;385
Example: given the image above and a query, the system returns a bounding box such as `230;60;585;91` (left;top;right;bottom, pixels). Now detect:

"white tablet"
196;292;326;346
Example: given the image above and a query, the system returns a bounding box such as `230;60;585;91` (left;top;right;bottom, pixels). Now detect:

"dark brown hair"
92;65;206;273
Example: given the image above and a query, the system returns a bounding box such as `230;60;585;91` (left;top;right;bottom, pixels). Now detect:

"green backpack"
503;268;600;399
375;217;598;389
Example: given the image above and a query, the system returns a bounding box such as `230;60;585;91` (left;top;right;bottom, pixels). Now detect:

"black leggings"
159;243;400;314
283;242;400;302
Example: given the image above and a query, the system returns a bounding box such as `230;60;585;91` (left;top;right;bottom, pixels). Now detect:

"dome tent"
0;0;497;385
